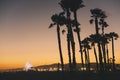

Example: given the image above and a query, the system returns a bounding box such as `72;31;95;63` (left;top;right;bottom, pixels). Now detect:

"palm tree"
89;34;99;71
106;43;109;64
99;18;109;35
81;37;91;71
104;33;111;70
109;32;119;70
90;8;106;71
70;0;85;70
59;0;76;71
86;38;91;71
106;43;110;71
81;39;88;71
100;35;109;70
98;13;108;71
49;12;66;71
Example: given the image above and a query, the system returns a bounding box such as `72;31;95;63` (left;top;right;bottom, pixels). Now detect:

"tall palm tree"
99;13;108;70
49;12;66;71
109;32;119;70
81;39;88;71
86;38;91;71
90;8;106;71
100;35;109;70
70;0;85;70
99;14;108;71
59;0;76;71
104;33;111;70
89;34;99;71
81;37;91;71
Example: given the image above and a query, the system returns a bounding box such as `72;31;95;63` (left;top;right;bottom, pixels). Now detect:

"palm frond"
62;29;66;34
89;19;94;24
104;22;109;27
49;23;56;28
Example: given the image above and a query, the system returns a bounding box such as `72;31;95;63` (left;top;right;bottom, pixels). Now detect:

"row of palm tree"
89;8;119;71
81;32;119;71
49;0;119;72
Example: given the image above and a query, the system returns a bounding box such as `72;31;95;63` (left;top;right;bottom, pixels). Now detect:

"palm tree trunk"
102;43;107;71
69;14;76;71
102;27;104;35
106;44;109;63
67;33;72;71
106;44;109;71
112;37;115;71
84;48;88;71
95;17;99;34
87;49;90;71
93;45;98;71
73;11;84;71
57;24;64;71
68;9;76;71
66;9;75;71
95;17;103;71
98;43;103;71
69;18;76;70
106;44;109;62
71;37;76;71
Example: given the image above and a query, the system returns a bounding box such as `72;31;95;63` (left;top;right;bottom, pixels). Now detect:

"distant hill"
1;63;120;72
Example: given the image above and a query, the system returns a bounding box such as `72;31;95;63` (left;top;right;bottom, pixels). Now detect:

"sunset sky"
0;0;120;69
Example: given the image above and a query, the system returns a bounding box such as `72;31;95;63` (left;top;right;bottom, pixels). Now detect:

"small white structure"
24;62;33;71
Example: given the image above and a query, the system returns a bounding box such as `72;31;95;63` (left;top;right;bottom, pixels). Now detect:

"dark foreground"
0;71;120;80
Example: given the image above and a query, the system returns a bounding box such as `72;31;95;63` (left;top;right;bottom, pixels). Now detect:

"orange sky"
0;0;120;69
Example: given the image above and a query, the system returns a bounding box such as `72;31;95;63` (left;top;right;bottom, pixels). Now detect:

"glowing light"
24;62;33;71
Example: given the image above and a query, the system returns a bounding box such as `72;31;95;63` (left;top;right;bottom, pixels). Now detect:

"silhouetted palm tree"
86;38;91;71
81;39;88;71
109;32;119;70
106;43;109;64
89;34;99;71
90;8;106;71
81;37;91;71
98;12;108;71
70;0;85;70
104;33;111;70
59;0;77;71
106;43;110;71
100;35;109;70
49;12;66;71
